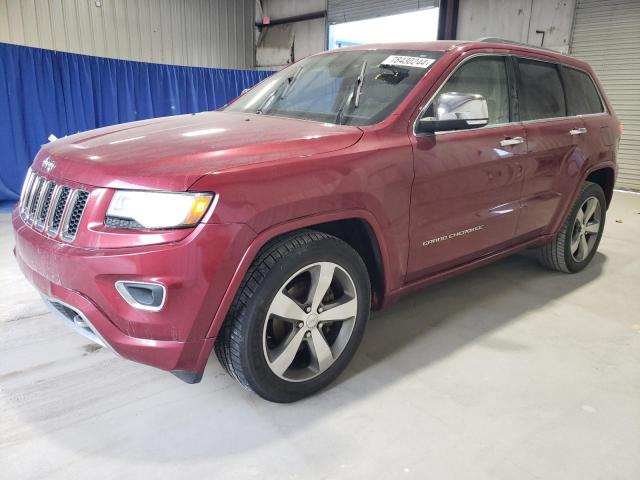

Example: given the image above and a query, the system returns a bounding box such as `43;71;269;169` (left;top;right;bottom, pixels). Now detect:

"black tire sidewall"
239;237;371;402
563;183;606;273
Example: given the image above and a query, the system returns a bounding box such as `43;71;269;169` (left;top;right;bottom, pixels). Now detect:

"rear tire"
537;181;606;273
215;230;371;403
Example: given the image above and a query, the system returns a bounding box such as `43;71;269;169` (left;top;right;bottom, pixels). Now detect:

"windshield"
224;50;442;126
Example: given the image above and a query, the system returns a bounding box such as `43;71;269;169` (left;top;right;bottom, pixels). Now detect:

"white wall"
457;0;576;53
0;0;255;69
329;8;439;48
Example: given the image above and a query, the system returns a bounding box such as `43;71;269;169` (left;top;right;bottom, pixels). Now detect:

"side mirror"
416;92;489;134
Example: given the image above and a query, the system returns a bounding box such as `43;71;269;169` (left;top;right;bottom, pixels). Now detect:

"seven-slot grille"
19;169;90;242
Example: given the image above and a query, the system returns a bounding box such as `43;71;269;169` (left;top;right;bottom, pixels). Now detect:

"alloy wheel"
570;196;602;262
262;261;358;382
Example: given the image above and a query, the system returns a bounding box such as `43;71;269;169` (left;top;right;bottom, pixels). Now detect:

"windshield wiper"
256;67;303;115
280;67;303;99
335;60;367;125
353;60;367;107
255;84;284;115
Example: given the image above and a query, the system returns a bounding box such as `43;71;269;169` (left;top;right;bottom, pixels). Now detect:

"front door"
407;55;526;281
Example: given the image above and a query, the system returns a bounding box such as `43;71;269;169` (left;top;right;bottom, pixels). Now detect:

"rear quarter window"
562;66;604;116
517;58;566;121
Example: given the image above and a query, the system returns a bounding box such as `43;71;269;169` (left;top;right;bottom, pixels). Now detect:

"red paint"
408;123;527;280
13;41;620;380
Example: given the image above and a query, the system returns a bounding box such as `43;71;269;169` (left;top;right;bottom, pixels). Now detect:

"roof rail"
476;37;560;53
476;37;531;46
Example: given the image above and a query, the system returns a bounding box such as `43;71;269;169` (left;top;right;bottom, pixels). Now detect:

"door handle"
569;127;587;135
500;137;524;147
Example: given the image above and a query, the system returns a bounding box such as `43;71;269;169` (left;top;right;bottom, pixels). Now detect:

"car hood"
33;111;363;191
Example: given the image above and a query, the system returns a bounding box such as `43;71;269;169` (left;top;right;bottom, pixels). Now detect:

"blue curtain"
0;42;272;201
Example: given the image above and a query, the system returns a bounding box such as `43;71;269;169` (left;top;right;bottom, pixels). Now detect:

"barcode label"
380;55;436;69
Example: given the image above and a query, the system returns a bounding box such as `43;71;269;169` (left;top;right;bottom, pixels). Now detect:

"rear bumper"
12;209;255;378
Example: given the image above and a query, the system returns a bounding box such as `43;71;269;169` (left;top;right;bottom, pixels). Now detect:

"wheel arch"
310;218;385;309
585;166;615;207
206;210;390;338
548;162;616;236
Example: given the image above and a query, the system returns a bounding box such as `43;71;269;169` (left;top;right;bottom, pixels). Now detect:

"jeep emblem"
42;158;55;173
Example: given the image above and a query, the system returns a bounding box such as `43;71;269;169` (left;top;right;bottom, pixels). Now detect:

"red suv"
13;40;619;402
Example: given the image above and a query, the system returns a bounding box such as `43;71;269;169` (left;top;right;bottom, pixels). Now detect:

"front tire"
215;230;371;402
537;181;606;273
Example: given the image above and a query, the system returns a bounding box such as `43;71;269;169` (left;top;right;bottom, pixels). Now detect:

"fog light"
115;281;166;312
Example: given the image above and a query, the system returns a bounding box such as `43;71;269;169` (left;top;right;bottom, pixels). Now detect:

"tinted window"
517;59;566;120
563;67;604;115
435;56;510;125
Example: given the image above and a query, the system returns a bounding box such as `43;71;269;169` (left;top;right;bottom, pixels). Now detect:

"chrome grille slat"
60;190;79;242
19;173;90;243
48;186;71;236
35;181;56;230
19;170;34;213
33;180;51;228
44;185;63;234
61;190;89;242
22;174;38;216
27;177;44;223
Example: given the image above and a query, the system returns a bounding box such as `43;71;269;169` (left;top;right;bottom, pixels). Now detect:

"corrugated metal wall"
0;0;254;69
256;0;327;69
570;0;640;191
457;0;576;53
328;0;436;24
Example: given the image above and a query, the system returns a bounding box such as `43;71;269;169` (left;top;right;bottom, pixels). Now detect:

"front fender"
205;209;391;338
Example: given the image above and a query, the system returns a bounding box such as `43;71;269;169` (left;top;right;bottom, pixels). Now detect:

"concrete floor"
1;191;639;480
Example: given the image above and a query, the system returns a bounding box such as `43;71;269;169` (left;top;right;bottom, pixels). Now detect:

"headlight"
105;191;214;229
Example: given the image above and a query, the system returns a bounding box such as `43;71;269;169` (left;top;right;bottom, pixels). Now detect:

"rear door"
514;57;588;237
561;65;615;182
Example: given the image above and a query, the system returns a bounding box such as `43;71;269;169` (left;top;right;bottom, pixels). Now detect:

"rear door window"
517;58;566;121
562;67;604;115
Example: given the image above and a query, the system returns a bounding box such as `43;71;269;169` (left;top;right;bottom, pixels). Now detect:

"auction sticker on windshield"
381;55;436;69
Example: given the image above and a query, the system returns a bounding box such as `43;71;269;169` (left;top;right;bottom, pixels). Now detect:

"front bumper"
13;209;255;379
43;295;112;349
